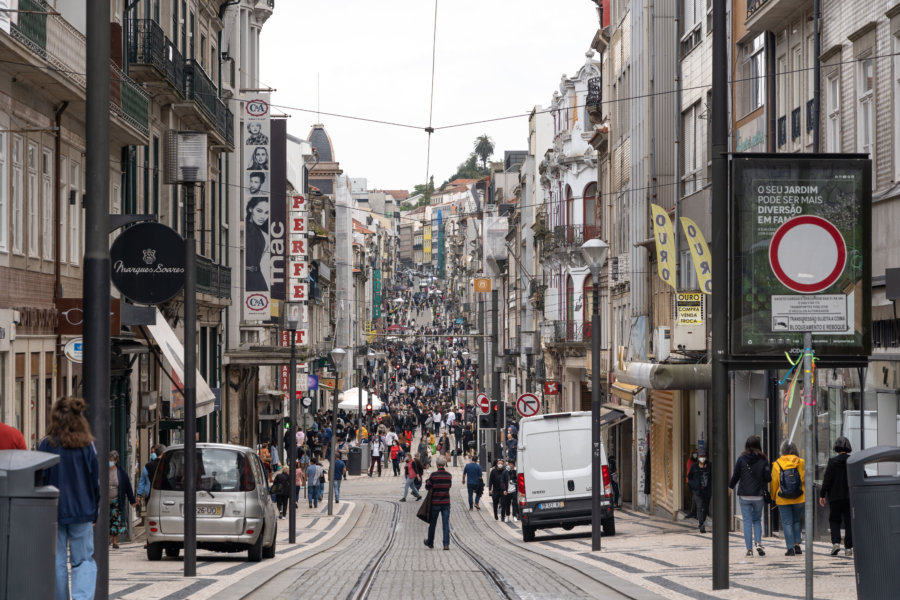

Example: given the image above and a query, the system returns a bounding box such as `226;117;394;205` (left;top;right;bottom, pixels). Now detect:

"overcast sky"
260;1;600;194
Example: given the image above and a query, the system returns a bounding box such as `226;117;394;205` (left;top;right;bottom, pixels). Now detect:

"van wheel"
247;526;265;562
602;518;616;536
522;525;535;542
146;542;163;561
262;524;277;559
165;546;180;558
562;524;575;531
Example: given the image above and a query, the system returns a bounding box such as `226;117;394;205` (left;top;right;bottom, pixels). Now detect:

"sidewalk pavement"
459;467;856;600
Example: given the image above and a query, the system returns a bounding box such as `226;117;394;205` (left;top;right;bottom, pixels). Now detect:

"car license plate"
538;502;564;510
195;504;222;517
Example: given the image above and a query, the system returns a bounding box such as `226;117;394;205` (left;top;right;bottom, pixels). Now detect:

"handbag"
416;489;433;523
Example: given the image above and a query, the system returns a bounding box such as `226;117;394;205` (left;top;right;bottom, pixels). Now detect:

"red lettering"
292;217;305;233
291;240;305;254
291;195;306;209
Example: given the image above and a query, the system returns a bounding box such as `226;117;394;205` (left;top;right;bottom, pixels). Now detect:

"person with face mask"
488;459;509;521
687;449;712;533
108;451;136;549
686;450;699;518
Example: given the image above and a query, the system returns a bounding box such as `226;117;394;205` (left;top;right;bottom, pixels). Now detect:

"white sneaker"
512;516;517;522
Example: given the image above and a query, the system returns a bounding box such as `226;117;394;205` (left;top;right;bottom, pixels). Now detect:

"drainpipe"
53;101;68;398
673;0;681;281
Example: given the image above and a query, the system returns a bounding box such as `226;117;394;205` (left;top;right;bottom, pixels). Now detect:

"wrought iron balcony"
127;19;186;98
196;255;231;299
183;59;232;148
546;320;593;345
542;224;600;265
6;0;149;143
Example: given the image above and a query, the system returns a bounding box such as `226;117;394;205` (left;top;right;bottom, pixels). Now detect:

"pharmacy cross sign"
516;393;540;418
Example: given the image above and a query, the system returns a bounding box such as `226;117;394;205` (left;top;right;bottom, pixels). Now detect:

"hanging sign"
110;222;185;305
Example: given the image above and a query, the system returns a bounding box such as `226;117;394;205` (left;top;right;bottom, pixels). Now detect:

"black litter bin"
847;445;900;600
0;450;60;600
347;446;362;476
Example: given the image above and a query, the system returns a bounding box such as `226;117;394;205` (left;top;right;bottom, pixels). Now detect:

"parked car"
145;443;278;561
517;411;615;542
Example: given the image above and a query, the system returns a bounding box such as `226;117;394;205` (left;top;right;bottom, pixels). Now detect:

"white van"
517;411;615;542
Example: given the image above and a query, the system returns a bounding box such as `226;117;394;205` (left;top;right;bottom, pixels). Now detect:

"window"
826;75;841;152
27;142;37;257
895;35;900;179
739;34;766;116
59;156;67;263
11;136;22;255
857;57;874;157
0;132;6;253
69;161;80;264
682;103;702;195
791;46;802;143
681;0;703;55
41;149;52;260
583;182;598;240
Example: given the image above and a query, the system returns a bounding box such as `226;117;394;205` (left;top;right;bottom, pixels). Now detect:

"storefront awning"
146;308;216;418
611;381;644;401
599;409;629;428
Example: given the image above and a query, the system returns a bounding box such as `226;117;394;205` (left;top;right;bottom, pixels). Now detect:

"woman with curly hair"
38;396;100;600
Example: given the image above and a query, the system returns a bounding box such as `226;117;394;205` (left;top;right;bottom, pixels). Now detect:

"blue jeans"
308;483;320;507
333;479;342;502
466;483;482;509
427;504;450;548
738;497;764;549
402;476;421;499
56;521;96;600
779;503;804;549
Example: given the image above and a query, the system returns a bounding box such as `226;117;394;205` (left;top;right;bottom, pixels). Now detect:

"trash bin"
0;450;60;600
360;441;371;472
847;445;900;600
347;446;362;476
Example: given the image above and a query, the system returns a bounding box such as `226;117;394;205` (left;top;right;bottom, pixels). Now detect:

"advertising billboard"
243;94;272;320
730;154;871;364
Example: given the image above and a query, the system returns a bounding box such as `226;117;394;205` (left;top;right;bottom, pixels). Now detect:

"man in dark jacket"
488;459;509;521
687;449;712;533
424;455;453;550
819;436;852;556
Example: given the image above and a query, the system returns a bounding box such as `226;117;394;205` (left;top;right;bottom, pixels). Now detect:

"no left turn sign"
516;393;540;418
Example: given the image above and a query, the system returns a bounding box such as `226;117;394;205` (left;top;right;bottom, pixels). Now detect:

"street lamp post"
328;347;347;516
581;238;609;553
285;302;301;543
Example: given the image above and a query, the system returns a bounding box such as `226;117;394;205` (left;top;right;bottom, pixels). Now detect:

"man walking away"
333;455;347;503
424;455;453;550
820;436;853;556
462;454;483;510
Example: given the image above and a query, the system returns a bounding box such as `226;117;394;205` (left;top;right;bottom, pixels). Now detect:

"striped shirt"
426;468;453;505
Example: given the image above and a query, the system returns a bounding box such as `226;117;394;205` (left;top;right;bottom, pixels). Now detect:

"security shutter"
650;390;676;516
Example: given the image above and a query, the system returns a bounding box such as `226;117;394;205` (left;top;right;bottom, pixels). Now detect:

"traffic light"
365;402;373;414
489;400;500;429
505;403;515;427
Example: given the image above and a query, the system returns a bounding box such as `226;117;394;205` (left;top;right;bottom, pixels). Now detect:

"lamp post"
328;347;347;516
285;302;301;543
581;237;609;553
165;130;207;576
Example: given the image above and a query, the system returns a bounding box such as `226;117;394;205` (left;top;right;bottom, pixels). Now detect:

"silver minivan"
145;443;278;561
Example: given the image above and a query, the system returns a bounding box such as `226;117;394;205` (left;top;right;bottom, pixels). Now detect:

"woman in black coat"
819;436;853;556
272;466;291;518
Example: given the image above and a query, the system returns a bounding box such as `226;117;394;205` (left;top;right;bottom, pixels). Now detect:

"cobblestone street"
108;461;856;600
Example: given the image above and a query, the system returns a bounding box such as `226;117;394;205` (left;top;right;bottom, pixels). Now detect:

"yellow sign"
676;292;704;325
680;217;712;295
650;204;677;291
473;278;492;293
319;378;336;390
364;321;376;343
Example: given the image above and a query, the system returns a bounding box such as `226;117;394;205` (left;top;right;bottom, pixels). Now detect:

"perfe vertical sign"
729;154;872;364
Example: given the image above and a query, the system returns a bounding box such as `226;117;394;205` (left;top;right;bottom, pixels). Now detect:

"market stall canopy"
338;387;382;411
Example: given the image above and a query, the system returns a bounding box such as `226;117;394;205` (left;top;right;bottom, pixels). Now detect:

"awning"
599;409;628;428
611;381;644;402
146;308;216;417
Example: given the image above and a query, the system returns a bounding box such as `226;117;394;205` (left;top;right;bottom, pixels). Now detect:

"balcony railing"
196;256;231;299
185;59;227;128
225;107;234;146
127;19;185;96
547;320;593;344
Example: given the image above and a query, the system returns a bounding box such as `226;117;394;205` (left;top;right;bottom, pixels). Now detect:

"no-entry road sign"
477;393;490;415
516;393;540;418
769;215;846;294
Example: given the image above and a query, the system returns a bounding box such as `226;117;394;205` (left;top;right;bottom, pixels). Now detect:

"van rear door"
557;412;593;501
520;415;566;503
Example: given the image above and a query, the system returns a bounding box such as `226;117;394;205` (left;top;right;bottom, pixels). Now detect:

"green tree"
474;134;495;170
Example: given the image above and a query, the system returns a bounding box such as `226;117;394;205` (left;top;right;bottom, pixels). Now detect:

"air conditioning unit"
654;326;671;362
